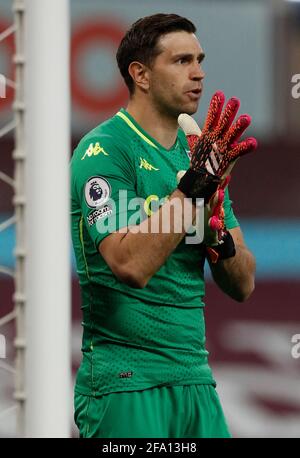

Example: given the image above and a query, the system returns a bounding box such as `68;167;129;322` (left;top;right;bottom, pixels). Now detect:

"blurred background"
1;0;300;437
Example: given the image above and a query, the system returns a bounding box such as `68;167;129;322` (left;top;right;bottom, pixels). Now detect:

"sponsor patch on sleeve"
87;204;113;226
84;176;111;208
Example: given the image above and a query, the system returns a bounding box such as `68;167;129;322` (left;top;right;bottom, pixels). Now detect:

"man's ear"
128;61;150;91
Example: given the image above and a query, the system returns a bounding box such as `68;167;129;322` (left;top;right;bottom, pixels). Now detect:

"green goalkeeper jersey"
71;108;239;397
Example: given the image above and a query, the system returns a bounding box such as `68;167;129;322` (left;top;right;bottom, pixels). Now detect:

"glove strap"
206;230;236;263
178;168;220;205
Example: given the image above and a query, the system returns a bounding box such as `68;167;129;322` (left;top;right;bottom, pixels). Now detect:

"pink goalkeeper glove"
178;91;258;256
178;90;258;180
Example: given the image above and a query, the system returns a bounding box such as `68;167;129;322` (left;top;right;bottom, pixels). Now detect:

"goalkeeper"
71;13;257;438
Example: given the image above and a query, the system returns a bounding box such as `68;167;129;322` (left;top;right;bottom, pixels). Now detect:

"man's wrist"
206;230;236;263
177;168;220;204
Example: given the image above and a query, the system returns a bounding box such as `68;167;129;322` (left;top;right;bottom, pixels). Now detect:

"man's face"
148;31;205;118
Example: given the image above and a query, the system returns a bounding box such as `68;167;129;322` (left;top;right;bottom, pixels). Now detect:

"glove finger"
216;97;240;137
220;174;231;190
178;113;202;154
194;91;225;172
208;188;225;231
224;114;252;146
178;113;202;136
191;136;214;170
229;137;258;160
203;91;225;132
218;137;257;173
186;134;201;155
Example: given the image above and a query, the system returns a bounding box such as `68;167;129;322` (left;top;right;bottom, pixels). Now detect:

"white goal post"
23;0;71;437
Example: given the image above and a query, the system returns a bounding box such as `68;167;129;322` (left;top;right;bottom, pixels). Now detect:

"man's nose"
191;63;205;81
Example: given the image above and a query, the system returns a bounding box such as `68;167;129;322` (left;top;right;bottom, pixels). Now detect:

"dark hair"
116;13;196;94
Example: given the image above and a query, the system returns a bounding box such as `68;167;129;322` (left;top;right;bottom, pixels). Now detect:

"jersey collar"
116;108;179;152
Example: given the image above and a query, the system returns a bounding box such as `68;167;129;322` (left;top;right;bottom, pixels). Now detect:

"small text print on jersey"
81;142;109;160
84;176;111;208
119;371;133;379
139;157;159;171
87;204;113;226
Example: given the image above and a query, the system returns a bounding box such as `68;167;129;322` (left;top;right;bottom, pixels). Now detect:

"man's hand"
178;91;258;262
204;175;231;247
178;91;258;181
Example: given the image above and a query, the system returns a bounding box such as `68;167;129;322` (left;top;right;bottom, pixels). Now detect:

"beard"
150;86;200;120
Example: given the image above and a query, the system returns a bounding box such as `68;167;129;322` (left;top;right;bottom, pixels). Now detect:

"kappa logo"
139;157;159;171
81;142;109;160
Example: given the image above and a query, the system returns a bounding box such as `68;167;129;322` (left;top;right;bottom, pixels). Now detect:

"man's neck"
126;98;179;150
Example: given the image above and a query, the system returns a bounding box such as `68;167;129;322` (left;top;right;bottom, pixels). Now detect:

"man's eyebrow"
172;52;205;62
198;52;205;62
